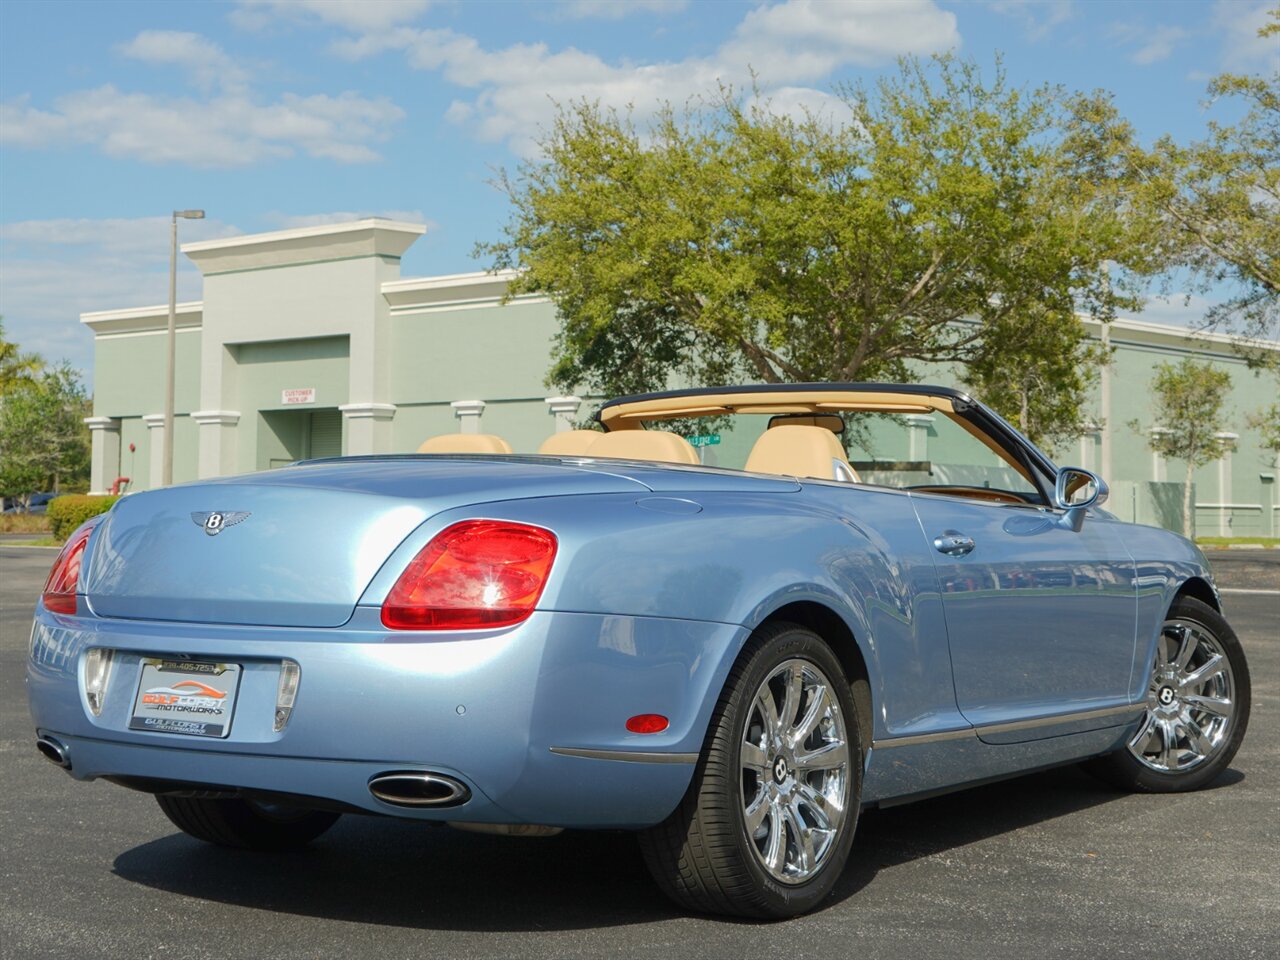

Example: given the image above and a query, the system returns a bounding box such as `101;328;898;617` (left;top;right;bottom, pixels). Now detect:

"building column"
545;396;582;433
143;414;166;489
1079;423;1100;471
339;403;396;455
904;414;934;462
1099;322;1112;481
1150;427;1170;482
1215;432;1239;537
451;400;486;434
84;417;121;495
1263;459;1276;537
191;410;241;479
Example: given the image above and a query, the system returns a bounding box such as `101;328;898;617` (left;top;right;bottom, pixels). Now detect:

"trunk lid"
84;458;649;627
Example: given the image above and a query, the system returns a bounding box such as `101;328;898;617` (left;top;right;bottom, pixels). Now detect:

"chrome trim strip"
872;704;1142;751
871;728;974;750
975;703;1142;736
549;746;699;764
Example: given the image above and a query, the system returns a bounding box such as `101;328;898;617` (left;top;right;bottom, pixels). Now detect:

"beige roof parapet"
183;218;427;276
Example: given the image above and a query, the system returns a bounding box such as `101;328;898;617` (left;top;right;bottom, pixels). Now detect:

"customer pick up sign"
281;388;316;405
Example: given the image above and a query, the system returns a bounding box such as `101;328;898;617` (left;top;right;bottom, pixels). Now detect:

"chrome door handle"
933;532;976;556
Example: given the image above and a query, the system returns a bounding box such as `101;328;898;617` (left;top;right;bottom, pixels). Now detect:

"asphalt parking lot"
1;546;1276;960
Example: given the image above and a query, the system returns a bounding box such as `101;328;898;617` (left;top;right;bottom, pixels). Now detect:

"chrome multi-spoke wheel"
1129;619;1237;773
741;659;849;884
1086;596;1250;794
639;623;863;918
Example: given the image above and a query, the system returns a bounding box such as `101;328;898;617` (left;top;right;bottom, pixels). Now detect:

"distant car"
4;491;55;514
27;383;1250;919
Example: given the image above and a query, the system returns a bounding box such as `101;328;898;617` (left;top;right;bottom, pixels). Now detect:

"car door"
910;492;1137;742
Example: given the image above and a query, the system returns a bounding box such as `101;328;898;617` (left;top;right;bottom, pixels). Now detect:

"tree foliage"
1089;8;1279;357
962;304;1110;452
0;317;45;397
481;56;1147;446
0;363;92;504
1136;359;1235;537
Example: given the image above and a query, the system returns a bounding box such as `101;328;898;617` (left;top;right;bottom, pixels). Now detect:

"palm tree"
0;318;45;396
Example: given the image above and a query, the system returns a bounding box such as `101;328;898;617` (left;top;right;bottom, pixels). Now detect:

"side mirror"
1054;467;1108;531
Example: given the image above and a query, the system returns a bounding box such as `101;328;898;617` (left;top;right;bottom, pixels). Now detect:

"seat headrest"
586;430;700;466
768;413;845;434
537;430;602;456
417;433;513;455
745;425;860;482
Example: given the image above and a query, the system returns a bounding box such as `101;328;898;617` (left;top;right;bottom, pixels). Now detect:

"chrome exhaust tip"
368;771;470;807
36;736;70;770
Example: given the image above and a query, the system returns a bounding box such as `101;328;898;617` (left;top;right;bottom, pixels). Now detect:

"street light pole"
162;209;204;487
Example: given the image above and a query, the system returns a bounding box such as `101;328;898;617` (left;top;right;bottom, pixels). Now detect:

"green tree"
1137;359;1235;538
0;363;92;507
481;56;1147;445
1099;8;1278;354
962;305;1110;451
0;318;45;396
1247;382;1280;454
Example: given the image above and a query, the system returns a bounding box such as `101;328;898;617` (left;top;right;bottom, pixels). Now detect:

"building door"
261;408;344;468
308;409;343;459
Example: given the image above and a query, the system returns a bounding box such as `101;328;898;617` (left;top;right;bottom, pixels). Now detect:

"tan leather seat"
537;430;602;456
586;430;700;465
745;425;860;482
417;433;513;454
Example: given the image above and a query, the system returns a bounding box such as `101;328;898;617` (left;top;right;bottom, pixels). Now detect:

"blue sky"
1;0;1275;383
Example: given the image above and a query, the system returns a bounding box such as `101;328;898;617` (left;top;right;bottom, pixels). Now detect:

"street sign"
688;434;721;447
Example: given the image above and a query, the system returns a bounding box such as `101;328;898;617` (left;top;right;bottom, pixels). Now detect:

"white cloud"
555;0;688;20
0;86;404;167
0;217;243;379
986;1;1073;42
117;30;250;94
232;0;432;33
334;0;959;155
264;209;436;228
1215;0;1279;70
1108;21;1190;66
1132;25;1191;65
723;0;959;76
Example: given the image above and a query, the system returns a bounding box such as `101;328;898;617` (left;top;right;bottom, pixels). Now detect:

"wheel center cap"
1158;686;1176;706
772;756;789;784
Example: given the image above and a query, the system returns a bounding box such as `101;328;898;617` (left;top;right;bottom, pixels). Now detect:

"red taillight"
381;520;558;630
42;522;96;615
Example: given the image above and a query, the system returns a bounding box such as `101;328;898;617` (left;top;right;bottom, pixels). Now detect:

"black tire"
639;622;863;919
1085;596;1250;793
156;794;340;850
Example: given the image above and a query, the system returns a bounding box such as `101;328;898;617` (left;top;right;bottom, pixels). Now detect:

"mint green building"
82;218;1279;536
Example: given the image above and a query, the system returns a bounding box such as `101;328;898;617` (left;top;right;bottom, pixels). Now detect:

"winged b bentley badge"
191;511;251;537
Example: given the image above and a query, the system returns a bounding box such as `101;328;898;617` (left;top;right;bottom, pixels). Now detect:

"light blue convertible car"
28;383;1251;918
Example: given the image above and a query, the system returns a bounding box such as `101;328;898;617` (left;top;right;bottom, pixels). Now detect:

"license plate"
129;659;241;738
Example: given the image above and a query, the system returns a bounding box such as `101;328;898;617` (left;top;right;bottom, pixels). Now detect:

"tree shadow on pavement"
111;764;1244;931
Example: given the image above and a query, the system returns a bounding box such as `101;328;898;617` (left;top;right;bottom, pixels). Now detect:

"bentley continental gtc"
27;383;1251;918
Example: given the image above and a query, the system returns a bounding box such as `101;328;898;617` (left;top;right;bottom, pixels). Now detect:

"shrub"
47;494;119;540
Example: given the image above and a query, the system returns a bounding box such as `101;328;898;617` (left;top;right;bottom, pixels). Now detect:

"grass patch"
1196;537;1280;549
0;513;52;535
6;537;63;547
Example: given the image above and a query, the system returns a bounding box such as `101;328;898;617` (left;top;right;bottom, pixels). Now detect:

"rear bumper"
27;608;746;828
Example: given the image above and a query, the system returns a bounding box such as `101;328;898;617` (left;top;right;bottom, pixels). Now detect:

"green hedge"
48;495;120;540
